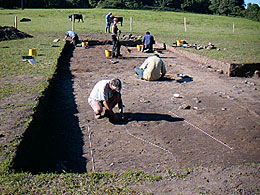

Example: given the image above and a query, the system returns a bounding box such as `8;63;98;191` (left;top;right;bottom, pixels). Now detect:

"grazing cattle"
111;16;123;26
68;14;84;22
20;18;31;22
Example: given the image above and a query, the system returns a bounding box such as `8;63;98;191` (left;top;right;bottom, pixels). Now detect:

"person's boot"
104;110;111;118
94;113;101;119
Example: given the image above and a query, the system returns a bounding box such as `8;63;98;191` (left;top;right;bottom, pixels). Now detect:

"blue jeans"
134;67;144;79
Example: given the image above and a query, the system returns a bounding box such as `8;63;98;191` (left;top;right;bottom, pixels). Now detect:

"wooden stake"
232;22;235;33
130;17;133;32
71;15;74;31
184;17;187;32
14;16;18;29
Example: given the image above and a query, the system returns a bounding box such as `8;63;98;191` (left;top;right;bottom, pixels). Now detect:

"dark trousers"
106;23;111;33
143;44;153;52
112;35;121;58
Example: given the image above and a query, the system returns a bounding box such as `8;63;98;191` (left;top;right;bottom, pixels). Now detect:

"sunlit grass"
1;9;259;63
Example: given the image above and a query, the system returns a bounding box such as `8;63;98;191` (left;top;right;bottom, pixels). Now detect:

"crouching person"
134;54;166;81
88;78;124;121
64;30;79;46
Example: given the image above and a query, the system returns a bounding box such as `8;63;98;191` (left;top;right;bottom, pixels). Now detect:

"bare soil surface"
73;34;260;193
1;34;259;193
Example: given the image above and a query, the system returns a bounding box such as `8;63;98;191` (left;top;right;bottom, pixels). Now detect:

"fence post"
184;17;187;32
14;16;18;29
71;15;74;31
130;17;133;32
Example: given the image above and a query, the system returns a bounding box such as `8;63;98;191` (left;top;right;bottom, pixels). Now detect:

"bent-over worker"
88;78;124;121
64;30;79;46
134;54;166;81
142;31;155;53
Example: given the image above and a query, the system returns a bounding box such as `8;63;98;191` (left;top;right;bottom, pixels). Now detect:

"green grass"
0;34;63;100
0;171;163;194
0;8;260;193
1;9;259;63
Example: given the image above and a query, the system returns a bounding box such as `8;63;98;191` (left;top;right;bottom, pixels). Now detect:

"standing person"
142;31;155;53
105;12;112;33
88;78;124;121
64;30;79;46
134;54;166;81
111;18;122;58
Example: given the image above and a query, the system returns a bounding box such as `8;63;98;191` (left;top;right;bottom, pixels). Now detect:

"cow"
111;16;123;26
68;14;84;22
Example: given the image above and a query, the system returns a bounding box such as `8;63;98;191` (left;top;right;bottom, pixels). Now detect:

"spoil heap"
0;26;33;41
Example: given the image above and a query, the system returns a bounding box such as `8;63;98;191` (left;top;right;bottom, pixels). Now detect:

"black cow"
68;14;84;22
111;16;123;26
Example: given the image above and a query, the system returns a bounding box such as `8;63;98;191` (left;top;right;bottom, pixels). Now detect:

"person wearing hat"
105;12;113;33
111;17;122;58
88;78;124;120
134;54;166;81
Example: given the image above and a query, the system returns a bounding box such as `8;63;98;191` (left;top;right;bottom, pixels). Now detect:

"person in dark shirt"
111;18;121;58
105;12;112;33
142;31;155;53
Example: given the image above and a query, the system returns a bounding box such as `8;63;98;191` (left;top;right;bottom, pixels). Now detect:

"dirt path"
67;35;259;192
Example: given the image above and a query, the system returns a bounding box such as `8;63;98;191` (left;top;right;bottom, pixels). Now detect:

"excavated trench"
229;63;260;77
12;43;87;174
10;38;259;174
11;38;141;174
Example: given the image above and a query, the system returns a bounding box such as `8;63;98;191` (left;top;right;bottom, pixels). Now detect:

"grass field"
1;9;260;63
0;8;260;193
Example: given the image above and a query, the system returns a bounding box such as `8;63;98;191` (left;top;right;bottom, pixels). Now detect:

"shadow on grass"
12;43;87;174
111;112;184;125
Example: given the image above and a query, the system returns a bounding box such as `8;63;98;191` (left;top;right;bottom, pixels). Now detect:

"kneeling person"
134;54;166;81
88;78;124;120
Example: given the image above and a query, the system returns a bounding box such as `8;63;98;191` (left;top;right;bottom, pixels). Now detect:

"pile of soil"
0;26;33;41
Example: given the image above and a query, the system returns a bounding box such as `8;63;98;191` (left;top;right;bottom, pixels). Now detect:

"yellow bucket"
28;48;37;56
136;45;143;51
176;40;183;47
82;41;88;47
105;50;112;58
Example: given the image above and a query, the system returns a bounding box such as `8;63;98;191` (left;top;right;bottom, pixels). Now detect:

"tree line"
0;0;259;21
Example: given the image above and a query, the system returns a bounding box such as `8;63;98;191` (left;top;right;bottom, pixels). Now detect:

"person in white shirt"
64;30;79;45
88;78;124;120
134;54;167;81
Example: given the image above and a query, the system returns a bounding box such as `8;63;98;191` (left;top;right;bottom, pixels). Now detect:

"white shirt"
88;80;113;102
66;31;76;38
